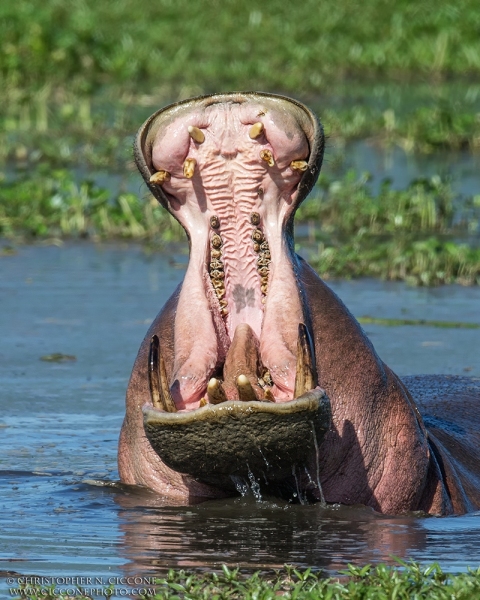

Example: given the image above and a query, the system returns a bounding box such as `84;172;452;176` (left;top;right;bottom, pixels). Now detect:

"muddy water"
1;243;479;585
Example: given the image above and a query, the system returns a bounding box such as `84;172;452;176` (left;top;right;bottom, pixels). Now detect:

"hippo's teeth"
260;149;275;167
290;160;308;172
149;170;170;185
294;323;318;398
187;125;205;144
183;158;197;179
207;378;228;405
148;335;177;412
236;374;259;402
249;122;264;139
264;388;274;402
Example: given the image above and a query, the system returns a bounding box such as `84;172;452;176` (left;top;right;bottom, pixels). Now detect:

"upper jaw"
134;92;325;412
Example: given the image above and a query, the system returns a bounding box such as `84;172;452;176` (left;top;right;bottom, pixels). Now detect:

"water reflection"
113;490;429;574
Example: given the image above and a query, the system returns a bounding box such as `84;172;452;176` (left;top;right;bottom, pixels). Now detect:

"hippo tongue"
222;323;264;401
136;93;324;410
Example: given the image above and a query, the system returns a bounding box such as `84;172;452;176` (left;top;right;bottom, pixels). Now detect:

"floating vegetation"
40;353;76;362
1;169;479;286
357;317;480;329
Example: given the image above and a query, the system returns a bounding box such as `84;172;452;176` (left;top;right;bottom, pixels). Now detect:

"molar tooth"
260;241;270;251
212;234;222;249
210;270;224;280
148;335;177;412
183;157;196;179
221;307;229;316
250;212;261;226
211;249;222;259
290;160;309;172
294;323;318;399
210;215;220;229
236;374;259;402
207;378;228;405
249;122;264;139
261;284;268;294
187;125;205;144
252;229;264;243
149;170;170;185
253;242;261;253
260;149;275;167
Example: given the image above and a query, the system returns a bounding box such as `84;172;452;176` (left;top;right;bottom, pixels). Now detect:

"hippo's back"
405;375;480;512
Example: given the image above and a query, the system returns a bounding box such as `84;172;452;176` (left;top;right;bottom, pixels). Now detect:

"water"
0;243;479;588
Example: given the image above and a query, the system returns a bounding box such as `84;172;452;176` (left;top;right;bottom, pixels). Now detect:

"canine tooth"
183;158;196;179
210;215;220;229
236;374;258;402
294;323;318;399
260;149;275;167
249;122;264;139
199;397;207;407
253;243;261;253
148;335;177;412
290;160;309;172
187;125;205;144
207;378;228;405
148;335;162;410
149;170;170;185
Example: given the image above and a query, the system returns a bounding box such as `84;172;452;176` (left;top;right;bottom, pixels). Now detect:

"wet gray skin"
119;92;480;514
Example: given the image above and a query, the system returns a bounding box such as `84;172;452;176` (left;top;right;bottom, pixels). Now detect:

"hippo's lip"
142;390;331;489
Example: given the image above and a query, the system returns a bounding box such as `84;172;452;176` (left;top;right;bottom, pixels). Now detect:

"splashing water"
247;465;263;502
311;421;326;507
230;475;249;497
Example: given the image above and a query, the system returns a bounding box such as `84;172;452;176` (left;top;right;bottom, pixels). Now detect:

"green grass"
9;563;480;599
1;0;479;284
2;0;480;98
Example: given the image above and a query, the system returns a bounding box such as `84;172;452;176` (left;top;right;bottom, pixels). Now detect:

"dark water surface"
1;243;479;587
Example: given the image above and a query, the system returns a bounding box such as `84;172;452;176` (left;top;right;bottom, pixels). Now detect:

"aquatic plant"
9;562;480;599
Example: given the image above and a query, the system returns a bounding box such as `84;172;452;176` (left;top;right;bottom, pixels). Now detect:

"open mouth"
134;93;330;488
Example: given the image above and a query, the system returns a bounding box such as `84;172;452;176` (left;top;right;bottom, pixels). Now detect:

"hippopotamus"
118;92;480;515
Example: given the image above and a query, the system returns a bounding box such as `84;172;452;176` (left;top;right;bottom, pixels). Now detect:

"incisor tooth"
236;374;258;402
149;170;170;185
290;160;309;172
207;378;228;405
188;125;205;144
249;122;264;139
183;158;196;179
148;335;177;412
294;323;318;399
260;149;275;167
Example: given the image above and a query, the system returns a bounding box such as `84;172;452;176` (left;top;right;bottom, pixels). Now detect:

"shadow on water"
0;243;479;583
